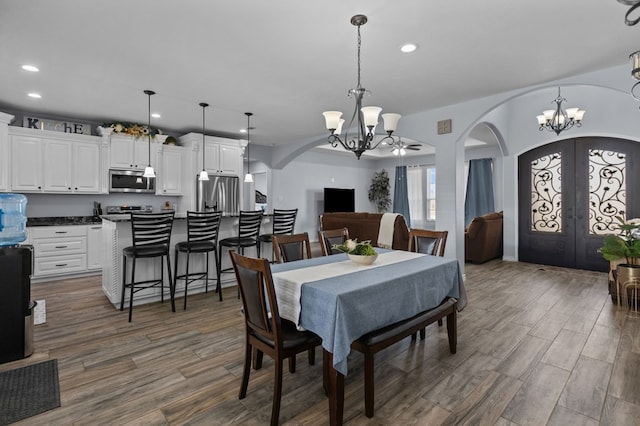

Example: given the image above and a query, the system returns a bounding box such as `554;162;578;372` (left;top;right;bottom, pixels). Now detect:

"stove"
105;205;153;215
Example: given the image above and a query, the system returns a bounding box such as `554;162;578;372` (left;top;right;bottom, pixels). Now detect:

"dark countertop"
27;216;103;227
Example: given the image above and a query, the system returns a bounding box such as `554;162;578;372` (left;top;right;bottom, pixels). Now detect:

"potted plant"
368;169;391;213
598;216;640;265
599;216;640;305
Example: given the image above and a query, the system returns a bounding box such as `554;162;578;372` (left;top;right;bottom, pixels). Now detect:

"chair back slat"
408;228;448;256
187;211;223;244
238;210;264;239
272;232;311;263
131;212;175;248
318;228;350;256
272;208;298;235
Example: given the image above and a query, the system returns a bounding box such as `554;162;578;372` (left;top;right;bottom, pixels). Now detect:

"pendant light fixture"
244;112;254;183
198;102;209;181
143;90;156;178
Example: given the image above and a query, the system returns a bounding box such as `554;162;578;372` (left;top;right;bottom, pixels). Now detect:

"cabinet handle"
55;231;68;234
91;226;101;229
55;263;68;267
55;245;68;249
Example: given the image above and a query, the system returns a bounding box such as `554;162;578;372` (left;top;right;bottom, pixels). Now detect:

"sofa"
319;212;410;251
465;211;503;263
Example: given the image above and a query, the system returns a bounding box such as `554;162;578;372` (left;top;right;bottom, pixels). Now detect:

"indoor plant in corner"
598;216;640;265
598;216;640;305
368;169;391;213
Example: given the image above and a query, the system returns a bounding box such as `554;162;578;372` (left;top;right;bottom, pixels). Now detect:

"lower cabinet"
87;225;103;270
29;224;102;280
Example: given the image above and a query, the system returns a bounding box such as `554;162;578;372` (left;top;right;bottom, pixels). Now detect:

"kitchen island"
101;213;271;308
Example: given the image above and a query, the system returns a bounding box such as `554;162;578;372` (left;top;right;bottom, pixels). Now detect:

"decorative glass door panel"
589;149;627;235
530;152;562;233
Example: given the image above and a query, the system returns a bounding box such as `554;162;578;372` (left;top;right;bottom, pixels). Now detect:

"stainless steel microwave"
109;169;155;193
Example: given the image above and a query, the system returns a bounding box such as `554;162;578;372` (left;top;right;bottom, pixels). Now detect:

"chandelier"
631;51;640;101
618;0;640;26
536;87;585;135
322;15;401;160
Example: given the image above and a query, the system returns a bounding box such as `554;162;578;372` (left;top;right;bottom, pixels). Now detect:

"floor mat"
0;359;60;425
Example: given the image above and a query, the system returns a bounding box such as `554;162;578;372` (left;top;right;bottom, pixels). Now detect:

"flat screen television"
324;187;355;213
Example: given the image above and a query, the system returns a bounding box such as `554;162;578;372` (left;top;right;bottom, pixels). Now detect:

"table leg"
323;349;344;426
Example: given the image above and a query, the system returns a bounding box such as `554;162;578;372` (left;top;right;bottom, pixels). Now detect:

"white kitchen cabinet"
205;142;241;175
11;135;43;191
87;224;103;270
109;136;157;170
158;145;183;195
42;140;100;193
9;127;103;194
30;226;88;278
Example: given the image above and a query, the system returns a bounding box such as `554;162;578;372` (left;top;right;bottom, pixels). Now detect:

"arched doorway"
518;137;640;272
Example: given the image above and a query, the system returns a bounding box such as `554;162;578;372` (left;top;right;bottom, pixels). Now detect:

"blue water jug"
0;193;28;246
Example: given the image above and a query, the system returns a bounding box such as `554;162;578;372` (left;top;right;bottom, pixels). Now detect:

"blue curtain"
393;166;411;226
464;158;495;226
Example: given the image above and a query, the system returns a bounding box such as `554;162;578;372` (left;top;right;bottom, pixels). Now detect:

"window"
407;165;436;228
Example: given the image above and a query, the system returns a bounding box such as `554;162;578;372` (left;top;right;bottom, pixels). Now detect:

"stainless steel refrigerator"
196;175;239;215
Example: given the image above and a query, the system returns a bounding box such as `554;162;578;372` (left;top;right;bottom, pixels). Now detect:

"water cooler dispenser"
0;193;36;364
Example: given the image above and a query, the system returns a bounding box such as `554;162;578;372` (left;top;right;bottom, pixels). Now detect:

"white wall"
270;150;377;241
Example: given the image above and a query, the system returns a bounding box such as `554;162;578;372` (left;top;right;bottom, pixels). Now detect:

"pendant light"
244;112;254;183
143;90;156;178
198;102;209;181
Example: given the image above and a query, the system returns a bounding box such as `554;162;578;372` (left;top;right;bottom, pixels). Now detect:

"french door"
518;137;640;272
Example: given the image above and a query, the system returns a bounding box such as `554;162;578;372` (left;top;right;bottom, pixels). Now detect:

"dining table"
271;248;465;425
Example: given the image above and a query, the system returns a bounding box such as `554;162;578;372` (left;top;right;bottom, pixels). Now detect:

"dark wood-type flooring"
2;259;640;425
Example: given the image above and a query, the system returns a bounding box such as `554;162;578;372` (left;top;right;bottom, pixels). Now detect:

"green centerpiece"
332;239;378;265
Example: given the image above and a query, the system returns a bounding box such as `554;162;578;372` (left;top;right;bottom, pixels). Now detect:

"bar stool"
173;211;223;308
121;211;175;322
218;210;264;295
257;208;298;260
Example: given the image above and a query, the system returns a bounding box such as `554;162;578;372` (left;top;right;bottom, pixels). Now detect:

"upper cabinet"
98;126;163;171
11;134;43;191
43;139;101;193
157;145;184;195
179;133;243;177
108;136;157;170
208;143;242;175
9;127;104;194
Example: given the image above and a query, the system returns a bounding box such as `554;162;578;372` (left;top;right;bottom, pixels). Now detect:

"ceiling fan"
389;138;421;156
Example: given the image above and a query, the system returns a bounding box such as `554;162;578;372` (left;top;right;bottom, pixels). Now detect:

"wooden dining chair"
408;228;449;339
408;228;448;257
272;232;312;263
318;228;350;256
229;250;322;426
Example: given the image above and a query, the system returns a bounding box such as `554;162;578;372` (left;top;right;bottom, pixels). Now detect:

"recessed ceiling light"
240;129;247;133
151;113;161;118
400;43;418;53
22;64;39;72
27;92;42;99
